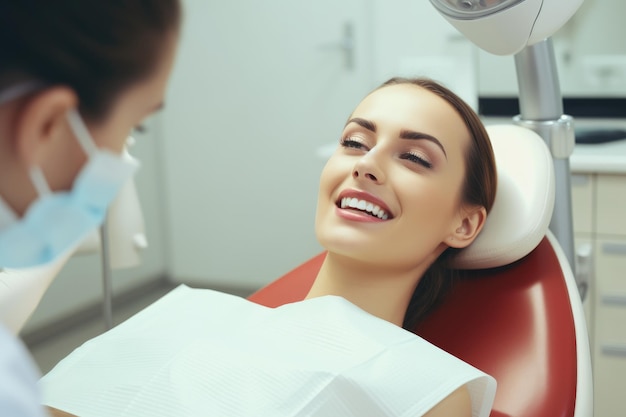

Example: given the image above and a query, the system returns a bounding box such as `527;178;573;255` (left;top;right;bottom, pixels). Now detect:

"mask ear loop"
27;108;97;198
66;109;98;157
28;166;52;197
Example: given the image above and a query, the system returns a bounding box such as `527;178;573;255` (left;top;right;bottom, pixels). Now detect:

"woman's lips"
335;189;393;221
335;205;388;223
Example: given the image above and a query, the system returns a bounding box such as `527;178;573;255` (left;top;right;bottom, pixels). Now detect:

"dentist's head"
0;1;182;268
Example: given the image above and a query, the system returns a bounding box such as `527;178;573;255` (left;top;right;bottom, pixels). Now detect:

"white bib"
39;285;496;417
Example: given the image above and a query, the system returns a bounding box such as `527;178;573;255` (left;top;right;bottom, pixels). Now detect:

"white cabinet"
596;175;626;236
594;238;626;417
572;174;595;333
572;174;594;236
573;172;626;417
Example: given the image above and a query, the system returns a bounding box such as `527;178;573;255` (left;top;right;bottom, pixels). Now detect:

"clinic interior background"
23;0;625;335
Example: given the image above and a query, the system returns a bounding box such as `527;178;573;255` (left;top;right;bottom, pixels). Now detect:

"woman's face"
315;83;472;271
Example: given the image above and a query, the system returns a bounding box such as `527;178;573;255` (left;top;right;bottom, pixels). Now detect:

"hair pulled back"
379;77;497;330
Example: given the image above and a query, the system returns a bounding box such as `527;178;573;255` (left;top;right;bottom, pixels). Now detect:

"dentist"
0;1;181;415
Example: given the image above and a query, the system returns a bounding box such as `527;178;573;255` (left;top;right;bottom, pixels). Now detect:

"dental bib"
39;285;496;417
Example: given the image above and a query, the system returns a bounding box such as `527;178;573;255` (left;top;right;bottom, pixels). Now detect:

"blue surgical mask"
0;86;139;268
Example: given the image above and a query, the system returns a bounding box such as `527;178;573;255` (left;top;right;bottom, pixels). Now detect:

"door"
159;0;375;288
158;0;476;289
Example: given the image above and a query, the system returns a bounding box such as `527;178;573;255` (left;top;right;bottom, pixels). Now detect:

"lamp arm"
512;38;577;276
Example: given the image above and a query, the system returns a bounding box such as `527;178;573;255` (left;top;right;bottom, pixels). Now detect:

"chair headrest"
452;124;555;270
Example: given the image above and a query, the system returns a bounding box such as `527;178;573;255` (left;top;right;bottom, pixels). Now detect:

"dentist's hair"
0;0;181;122
378;77;497;330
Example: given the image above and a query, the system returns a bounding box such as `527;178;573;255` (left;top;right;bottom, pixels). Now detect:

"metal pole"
513;38;577;277
100;218;113;330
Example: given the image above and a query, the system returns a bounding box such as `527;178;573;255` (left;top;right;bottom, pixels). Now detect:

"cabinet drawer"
596;175;626;236
595;303;626;342
572;174;594;234
593;303;626;417
595;239;626;294
594;348;626;417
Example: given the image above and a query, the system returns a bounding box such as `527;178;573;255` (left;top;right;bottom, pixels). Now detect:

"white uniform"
0;323;47;417
40;285;496;417
0;257;69;417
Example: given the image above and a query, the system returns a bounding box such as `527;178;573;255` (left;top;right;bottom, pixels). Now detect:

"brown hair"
0;0;182;122
378;77;497;330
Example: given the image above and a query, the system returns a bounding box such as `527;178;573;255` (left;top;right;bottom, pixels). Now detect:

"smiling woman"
309;76;498;416
311;77;497;327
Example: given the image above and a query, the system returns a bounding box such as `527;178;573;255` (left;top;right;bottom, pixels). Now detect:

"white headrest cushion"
452;124;555;270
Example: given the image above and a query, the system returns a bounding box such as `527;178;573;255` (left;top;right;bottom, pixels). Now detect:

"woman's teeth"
339;197;389;220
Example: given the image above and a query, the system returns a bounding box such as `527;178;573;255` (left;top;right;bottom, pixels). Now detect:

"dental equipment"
429;0;585;290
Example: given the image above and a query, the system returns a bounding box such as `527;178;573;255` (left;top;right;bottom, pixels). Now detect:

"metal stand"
513;38;582;296
100;218;113;330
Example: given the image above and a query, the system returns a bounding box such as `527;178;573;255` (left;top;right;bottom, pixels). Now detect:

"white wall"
370;0;479;109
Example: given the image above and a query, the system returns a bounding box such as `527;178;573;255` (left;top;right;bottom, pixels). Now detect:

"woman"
0;1;182;416
311;77;497;327
307;77;498;416
39;77;497;417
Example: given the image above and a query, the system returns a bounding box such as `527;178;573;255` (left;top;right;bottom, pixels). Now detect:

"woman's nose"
352;153;385;184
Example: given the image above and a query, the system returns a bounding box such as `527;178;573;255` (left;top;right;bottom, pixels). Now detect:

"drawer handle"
602;243;626;255
602;344;626;357
575;244;592;302
601;294;626;306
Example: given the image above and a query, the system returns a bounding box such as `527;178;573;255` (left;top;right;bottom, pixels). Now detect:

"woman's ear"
13;87;78;167
444;205;487;249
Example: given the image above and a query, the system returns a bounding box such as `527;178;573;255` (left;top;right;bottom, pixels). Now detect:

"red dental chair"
248;125;593;417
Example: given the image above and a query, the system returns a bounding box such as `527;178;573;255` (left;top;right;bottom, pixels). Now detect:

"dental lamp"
429;0;585;290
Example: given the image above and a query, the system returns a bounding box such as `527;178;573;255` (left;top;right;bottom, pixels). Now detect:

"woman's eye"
340;137;367;150
133;124;148;134
401;152;433;169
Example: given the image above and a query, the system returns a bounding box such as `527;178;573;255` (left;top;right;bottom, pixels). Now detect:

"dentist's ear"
14;87;78;167
445;205;487;249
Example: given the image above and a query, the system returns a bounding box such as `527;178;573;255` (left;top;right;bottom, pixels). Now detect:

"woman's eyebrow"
346;117;448;159
400;130;448;159
144;102;165;117
346;117;377;132
151;102;165;113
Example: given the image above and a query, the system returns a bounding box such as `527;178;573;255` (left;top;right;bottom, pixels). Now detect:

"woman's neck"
305;252;430;327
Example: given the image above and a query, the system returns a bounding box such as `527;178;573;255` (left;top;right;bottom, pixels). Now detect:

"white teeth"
339;197;389;220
